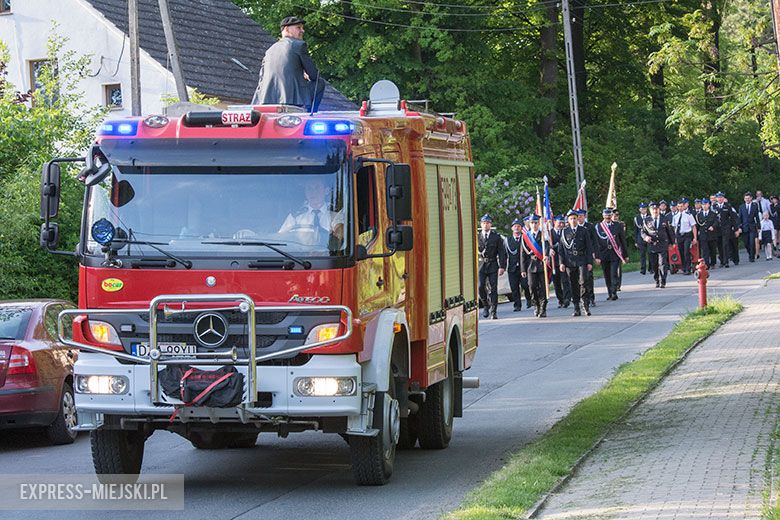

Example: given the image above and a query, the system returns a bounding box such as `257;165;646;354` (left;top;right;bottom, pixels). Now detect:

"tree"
0;32;106;301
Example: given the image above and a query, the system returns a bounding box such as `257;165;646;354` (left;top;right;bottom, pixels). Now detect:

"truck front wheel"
349;375;400;485
91;429;145;482
417;351;454;449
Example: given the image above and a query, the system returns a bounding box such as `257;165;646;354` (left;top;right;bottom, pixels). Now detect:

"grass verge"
446;296;742;520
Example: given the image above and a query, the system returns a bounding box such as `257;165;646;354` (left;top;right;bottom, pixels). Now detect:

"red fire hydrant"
694;258;709;309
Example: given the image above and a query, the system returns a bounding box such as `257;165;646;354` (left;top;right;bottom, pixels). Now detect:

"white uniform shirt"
279;204;345;245
672;211;696;234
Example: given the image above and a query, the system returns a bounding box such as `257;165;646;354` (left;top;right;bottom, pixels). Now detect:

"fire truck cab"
40;81;479;485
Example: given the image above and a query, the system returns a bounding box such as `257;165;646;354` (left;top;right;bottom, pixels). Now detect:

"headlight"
76;375;129;395
88;320;121;346
293;377;356;397
305;323;341;345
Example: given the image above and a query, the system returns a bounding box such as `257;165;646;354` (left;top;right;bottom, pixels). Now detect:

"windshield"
84;164;350;259
0;308;32;340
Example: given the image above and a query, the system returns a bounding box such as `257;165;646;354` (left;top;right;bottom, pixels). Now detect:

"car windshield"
0;308;32;340
84;165;350;259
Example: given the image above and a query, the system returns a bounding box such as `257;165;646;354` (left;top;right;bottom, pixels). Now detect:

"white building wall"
0;0;177;116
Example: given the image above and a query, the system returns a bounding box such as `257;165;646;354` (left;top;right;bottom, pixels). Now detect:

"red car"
0;300;78;444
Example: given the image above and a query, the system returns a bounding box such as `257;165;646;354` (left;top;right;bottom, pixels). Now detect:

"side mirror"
39;162;61;220
386;225;413;252
385;163;412;222
82;162;112;187
40;222;60;250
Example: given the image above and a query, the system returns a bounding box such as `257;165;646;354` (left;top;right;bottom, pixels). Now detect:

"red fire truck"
40;81;479;485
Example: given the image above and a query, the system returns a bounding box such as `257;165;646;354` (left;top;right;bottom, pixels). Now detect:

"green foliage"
160;88;221;107
0;32;106;302
234;0;778;216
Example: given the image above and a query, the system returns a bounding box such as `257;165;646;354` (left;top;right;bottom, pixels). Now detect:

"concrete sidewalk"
537;280;780;519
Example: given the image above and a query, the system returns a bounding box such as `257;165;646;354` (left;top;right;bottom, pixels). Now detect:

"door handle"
376;277;384;288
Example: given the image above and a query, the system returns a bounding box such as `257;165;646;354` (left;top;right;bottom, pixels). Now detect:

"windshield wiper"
114;239;193;269
201;240;312;270
0;336;16;340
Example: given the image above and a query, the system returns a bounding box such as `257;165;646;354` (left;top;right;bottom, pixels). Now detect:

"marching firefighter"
595;208;628;300
520;215;549;318
634;202;649;275
557;210;595;317
551;215;572;308
611;209;626;292
696;198;719;268
478;214;507;319
642;202;675;288
577;209;598;307
505;218;531;312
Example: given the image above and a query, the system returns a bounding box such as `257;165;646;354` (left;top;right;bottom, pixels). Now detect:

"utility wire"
294;0;677;32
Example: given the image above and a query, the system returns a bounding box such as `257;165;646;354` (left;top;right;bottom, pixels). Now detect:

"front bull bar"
58;294;353;407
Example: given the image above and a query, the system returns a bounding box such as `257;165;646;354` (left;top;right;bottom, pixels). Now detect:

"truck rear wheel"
417;350;454;449
91;429;145;482
397;414;418;449
188;431;257;449
349;375;399;485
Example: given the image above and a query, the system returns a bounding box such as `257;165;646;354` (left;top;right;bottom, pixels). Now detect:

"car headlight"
76;375;129;395
305;323;341;345
293;377;356;397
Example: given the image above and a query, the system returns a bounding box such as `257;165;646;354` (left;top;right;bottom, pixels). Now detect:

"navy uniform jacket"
594;221;628;262
716;203;739;237
505;234;523;273
641;215;675;254
252;37;325;107
478;230;508;274
695;210;718;241
738;202;760;233
520;230;546;274
556;226;594;268
633;214;649;245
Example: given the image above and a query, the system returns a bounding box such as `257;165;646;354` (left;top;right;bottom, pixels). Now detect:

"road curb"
523;308;741;519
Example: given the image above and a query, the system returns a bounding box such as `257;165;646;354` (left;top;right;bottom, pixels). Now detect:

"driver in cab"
277;177;344;247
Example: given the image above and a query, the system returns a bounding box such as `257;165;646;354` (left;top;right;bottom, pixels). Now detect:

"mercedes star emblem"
193;312;228;348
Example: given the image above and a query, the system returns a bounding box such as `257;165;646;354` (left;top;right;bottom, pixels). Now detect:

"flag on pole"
573;179;588;216
606;162;618;209
535;186;543;217
543;176;557;278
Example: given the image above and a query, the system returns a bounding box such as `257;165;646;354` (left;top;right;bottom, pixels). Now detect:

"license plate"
131;342;197;357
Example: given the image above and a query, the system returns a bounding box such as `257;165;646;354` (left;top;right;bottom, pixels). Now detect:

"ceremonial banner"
606;162;617;210
573;179;588;217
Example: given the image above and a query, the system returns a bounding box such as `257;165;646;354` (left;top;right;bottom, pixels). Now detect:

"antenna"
310;70;321;115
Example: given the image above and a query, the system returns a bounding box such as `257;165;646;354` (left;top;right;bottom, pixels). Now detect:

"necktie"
312;209;321;241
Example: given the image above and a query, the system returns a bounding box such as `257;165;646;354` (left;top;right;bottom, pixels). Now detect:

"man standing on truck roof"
478;214;507;320
251;16;325;112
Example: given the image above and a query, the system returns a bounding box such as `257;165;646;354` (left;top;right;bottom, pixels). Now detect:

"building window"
104;84;123;109
0;1;10;14
28;59;58;104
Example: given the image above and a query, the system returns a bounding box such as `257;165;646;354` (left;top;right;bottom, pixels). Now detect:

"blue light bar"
288;325;305;335
98;120;139;136
303;120;354;136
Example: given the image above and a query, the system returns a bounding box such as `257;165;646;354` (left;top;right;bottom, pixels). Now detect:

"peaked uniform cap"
480;214;493;222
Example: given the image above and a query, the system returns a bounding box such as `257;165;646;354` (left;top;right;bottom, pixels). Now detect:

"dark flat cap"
281;16;304;28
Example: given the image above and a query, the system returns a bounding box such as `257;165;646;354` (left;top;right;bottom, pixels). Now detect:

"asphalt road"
1;253;776;520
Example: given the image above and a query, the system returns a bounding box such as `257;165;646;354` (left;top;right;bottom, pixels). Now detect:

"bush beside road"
447;297;742;520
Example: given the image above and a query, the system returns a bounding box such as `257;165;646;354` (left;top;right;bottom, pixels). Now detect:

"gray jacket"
252;37;322;107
